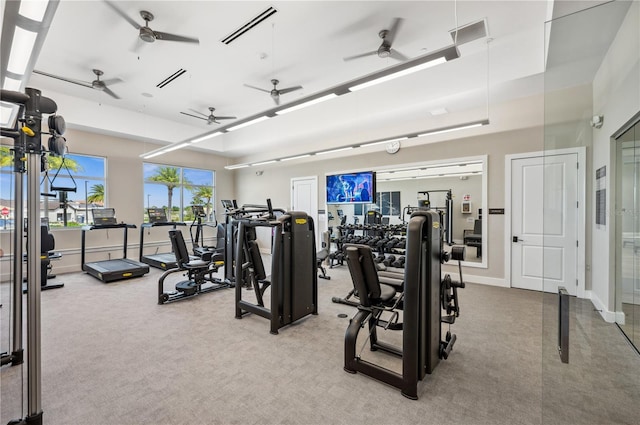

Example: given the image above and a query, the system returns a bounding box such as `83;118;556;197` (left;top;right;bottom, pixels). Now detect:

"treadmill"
139;208;189;270
81;208;149;283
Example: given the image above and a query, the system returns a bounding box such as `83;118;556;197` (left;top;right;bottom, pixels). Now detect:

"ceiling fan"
104;1;199;45
33;69;122;99
180;107;237;125
344;18;408;62
244;79;303;106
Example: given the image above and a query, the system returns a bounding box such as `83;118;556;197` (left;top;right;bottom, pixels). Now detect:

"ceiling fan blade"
385;17;404;46
180;112;207;121
214;116;236;120
33;70;92;88
278;86;303;95
102;87;121;99
154;31;199;44
103;1;141;30
389;49;409;62
343;50;378;61
244;84;271;94
101;77;123;86
188;108;209;117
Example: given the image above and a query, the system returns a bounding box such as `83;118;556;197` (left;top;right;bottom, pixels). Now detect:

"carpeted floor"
1;264;639;425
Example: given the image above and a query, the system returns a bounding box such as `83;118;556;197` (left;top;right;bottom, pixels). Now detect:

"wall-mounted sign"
488;208;505;215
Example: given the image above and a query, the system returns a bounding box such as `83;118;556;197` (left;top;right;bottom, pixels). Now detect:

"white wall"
591;1;640;320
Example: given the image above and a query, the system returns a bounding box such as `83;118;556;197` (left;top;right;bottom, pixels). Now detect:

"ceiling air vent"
449;19;488;45
156;69;187;89
221;6;278;45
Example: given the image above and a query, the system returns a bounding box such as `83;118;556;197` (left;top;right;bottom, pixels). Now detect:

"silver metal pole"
11;158;24;363
26;150;43;416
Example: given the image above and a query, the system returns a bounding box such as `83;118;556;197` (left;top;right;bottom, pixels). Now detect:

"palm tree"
48;155;81;172
0;146;12;168
148;167;185;217
192;186;213;220
87;184;104;205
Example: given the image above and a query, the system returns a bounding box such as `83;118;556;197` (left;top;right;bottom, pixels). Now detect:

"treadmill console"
192;205;206;218
92;208;117;225
147;208;168;223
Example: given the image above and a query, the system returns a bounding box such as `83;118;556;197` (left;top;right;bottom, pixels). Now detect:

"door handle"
513;236;524;243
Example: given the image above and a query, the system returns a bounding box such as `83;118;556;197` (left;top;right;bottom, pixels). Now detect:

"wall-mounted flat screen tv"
326;171;376;204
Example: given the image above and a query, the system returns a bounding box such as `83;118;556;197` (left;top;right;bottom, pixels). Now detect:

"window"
0;151;106;228
143;164;215;222
376;191;401;216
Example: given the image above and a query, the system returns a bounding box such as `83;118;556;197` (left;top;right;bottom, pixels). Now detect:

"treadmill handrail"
82;223;137;231
141;221;187;228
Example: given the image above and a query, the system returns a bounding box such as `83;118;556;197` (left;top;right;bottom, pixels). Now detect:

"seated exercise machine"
157;229;230;304
81;208;149;283
234;201;318;334
343;210;465;399
23;224;64;292
190;205;219;261
139;207;192;270
317;230;331;280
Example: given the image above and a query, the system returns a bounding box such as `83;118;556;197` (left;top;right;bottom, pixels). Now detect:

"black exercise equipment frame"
234;210;318;334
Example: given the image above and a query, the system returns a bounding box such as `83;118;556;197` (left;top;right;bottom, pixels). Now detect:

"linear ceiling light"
348;45;459;92
7;26;38;75
417;119;489;137
163;142;190;153
275;93;338;115
224;164;250;170
189;131;223;144
316;147;354;155
19;0;50;22
3;76;22;91
252;159;277;166
227;116;269;132
281;154;312;161
141;150;166;159
360;137;408;148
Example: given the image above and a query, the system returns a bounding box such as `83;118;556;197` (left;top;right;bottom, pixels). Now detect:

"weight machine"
343;210;465;399
234;202;318;334
0;87;68;425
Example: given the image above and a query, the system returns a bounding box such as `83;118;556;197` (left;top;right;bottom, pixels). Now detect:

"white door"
291;176;319;250
511;153;578;295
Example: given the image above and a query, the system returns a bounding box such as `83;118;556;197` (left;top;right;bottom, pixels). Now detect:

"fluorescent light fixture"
141;151;166;159
349;58;446;92
316;147;354;155
19;0;50;22
275;93;338;115
417;119;489;137
3;77;22;91
7;26;38;75
189;131;223;144
163;142;190;153
225;164;250;170
252;160;277;166
227;116;269;132
360;137;407;148
280;154;311;161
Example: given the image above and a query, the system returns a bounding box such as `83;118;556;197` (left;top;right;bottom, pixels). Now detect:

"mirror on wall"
325;156;487;268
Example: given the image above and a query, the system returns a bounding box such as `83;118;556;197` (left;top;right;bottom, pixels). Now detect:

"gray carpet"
1;265;639;425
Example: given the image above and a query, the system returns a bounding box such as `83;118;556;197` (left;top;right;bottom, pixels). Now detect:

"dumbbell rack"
334;223;409;269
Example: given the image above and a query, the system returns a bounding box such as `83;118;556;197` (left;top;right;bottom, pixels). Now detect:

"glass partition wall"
543;2;639;424
615;118;640;351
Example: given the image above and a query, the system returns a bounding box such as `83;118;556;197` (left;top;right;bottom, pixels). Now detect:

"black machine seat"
463;219;482;257
345;244;397;306
169;230;210;271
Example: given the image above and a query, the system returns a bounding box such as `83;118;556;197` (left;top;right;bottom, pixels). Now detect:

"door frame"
504;147;586;298
291;175;319;248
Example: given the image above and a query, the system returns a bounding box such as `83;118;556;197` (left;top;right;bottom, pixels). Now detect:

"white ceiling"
7;0;628;164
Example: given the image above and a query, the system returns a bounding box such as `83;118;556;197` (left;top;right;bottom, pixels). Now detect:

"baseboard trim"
586;290;616;323
442;272;508;288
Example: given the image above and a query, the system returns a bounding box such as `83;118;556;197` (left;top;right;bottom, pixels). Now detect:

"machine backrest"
345;244;382;307
41;224;54;253
473;219;482;235
168;230;191;268
247;239;267;280
215;224;225;251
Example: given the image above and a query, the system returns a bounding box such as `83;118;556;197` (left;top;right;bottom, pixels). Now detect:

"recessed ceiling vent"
221;6;278;45
449;19;488;45
156;69;187;88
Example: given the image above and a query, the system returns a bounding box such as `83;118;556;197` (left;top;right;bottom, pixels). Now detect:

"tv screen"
326;171;376;204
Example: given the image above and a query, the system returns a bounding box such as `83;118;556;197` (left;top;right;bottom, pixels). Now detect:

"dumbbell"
383;255;396;267
392;256;406;268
